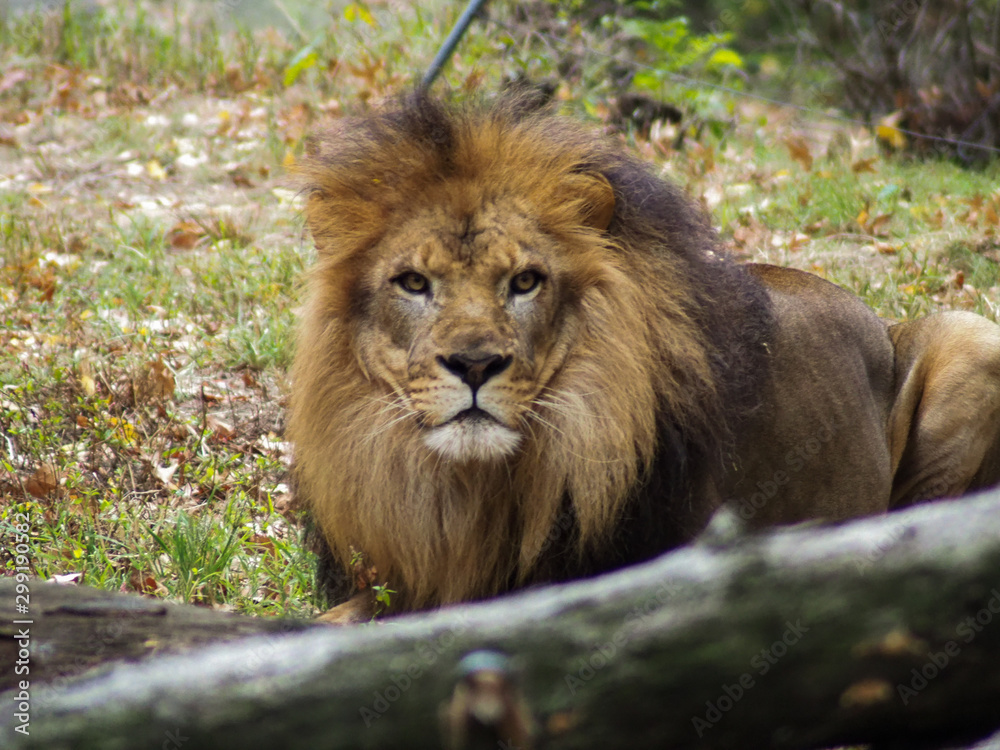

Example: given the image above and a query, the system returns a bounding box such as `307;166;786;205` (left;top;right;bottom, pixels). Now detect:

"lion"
289;93;1000;622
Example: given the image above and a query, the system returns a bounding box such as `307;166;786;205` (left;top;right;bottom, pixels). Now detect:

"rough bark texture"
4;489;1000;749
0;580;316;694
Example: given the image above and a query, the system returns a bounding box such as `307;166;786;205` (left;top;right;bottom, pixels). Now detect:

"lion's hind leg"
888;311;1000;508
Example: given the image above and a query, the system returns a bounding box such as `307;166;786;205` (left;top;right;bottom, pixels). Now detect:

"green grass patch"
1;0;997;620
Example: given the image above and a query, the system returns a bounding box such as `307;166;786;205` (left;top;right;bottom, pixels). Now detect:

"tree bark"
4;489;1000;749
0;579;316;694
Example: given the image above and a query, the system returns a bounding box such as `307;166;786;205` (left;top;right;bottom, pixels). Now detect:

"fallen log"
0;579;316;694
4;489;1000;749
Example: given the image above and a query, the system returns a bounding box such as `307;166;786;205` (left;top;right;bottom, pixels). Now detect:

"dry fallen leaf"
546;711;579;735
153;461;180;489
201;381;227;402
976;79;998;99
866;212;894;237
272;491;295;514
25;464;59;498
788;232;811;251
840;678;893;708
0;124;17;148
985;203;999;227
851;157;878;174
206;414;235;440
166;220;206;250
852;627;926;657
873;241;900;255
78;358;97;397
230;171;254;188
134;359;176;404
857;207;893;237
876;111;907;150
125;569;168;596
783;135;813;171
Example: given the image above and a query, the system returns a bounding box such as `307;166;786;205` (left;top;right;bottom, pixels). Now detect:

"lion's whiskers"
365;393;412;412
362;396;418;443
532;395;608;422
524;406;624;465
524;408;564;438
530;386;621;427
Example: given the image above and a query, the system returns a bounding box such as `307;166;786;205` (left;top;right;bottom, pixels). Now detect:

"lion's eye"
395;272;430;295
510;270;544;295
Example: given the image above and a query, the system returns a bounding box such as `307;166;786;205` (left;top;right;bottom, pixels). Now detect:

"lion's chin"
422;414;522;462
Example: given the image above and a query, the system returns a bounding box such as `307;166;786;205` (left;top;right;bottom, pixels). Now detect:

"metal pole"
420;0;492;91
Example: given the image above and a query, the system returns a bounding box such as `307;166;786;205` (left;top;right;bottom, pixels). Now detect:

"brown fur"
290;94;1000;619
290;94;770;612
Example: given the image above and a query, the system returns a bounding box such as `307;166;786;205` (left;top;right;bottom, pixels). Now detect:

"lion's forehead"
384;200;546;281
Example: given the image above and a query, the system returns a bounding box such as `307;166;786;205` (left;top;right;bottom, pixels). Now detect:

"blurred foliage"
522;0;746;125
547;0;1000;162
619;15;744;91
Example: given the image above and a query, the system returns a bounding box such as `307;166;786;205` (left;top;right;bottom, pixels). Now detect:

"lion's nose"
439;353;512;391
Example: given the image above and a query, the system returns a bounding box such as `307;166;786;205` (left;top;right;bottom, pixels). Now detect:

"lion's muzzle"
417;350;523;462
438;352;513;391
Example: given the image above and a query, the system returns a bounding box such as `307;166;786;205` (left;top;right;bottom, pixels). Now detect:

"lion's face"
356;200;584;462
291;96;720;610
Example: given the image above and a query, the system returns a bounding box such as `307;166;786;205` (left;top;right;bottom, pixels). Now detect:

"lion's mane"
290;94;773;611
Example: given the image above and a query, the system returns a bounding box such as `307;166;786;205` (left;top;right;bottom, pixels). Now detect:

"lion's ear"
565;172;616;231
304;191;384;259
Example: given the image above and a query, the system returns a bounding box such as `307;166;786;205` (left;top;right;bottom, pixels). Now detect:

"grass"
1;0;998;619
